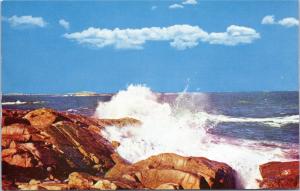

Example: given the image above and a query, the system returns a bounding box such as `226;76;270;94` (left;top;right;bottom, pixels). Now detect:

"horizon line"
2;90;299;96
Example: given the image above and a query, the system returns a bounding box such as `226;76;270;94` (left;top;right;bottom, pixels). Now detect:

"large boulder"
136;168;206;189
2;108;117;185
105;153;236;189
259;161;299;189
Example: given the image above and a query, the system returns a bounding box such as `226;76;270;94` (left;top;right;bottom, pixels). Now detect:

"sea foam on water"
95;84;296;189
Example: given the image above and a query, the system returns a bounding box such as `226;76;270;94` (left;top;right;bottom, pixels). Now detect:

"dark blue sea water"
2;92;299;144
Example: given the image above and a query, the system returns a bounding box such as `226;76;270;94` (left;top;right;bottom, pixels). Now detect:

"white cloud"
206;25;260;46
169;4;184;9
182;0;197;5
261;15;299;27
5;15;47;28
151;6;157;10
59;19;70;30
278;17;299;27
169;0;197;10
64;24;260;50
261;15;275;24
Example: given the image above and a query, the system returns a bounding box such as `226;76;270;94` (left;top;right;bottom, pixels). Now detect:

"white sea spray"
95;84;298;189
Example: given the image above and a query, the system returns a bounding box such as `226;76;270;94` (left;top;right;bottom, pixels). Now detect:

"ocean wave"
2;100;45;105
95;84;298;189
194;112;299;128
67;108;78;112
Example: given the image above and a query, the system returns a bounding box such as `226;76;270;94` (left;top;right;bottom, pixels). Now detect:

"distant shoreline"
2;90;299;96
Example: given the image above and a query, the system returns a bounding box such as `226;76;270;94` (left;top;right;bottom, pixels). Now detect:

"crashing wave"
94;84;298;189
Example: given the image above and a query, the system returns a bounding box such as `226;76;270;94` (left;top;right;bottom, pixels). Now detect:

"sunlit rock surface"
105;153;236;189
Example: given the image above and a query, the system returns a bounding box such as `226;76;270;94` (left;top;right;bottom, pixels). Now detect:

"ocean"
2;85;299;188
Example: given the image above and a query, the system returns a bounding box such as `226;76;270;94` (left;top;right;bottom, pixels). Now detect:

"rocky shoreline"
2;108;299;190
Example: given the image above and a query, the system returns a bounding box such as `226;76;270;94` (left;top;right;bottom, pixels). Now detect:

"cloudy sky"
2;0;299;93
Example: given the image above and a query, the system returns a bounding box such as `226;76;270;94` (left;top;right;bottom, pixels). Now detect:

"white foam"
2;100;27;105
95;84;298;189
195;112;299;128
2;100;45;105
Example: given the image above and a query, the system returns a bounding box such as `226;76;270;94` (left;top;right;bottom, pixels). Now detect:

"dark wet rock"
2;177;18;190
2;109;30;126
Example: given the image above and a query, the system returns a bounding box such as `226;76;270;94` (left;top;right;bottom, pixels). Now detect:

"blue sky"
2;0;299;94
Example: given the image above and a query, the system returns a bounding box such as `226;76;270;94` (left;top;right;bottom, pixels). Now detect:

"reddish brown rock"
155;183;180;189
18;180;70;190
259;161;299;189
2;177;17;190
48;120;115;172
137;168;206;189
2;108;144;190
68;172;138;190
59;112;141;129
2;147;38;168
111;141;121;149
110;153;130;166
24;108;57;129
100;117;142;128
2;123;39;147
93;179;118;190
105;153;236;189
2;109;30;126
68;172;100;189
2;108;117;186
58;112;106;128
